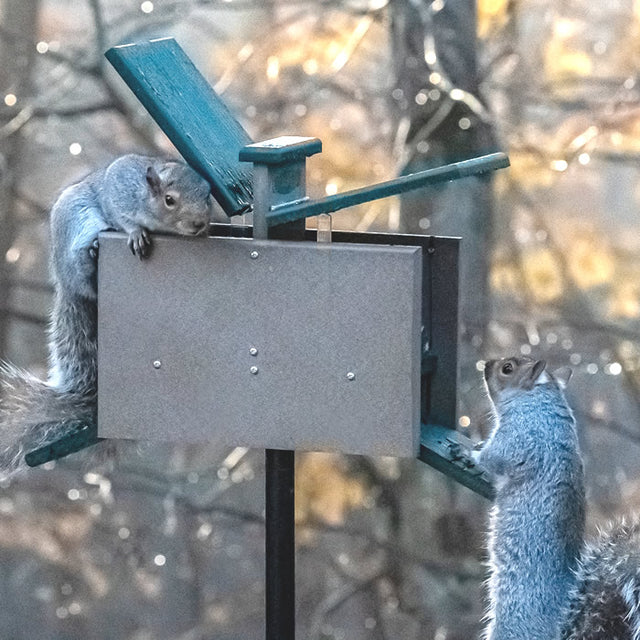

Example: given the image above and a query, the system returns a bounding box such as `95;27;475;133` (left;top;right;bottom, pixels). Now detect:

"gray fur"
479;356;640;640
563;519;640;639
0;362;95;476
0;155;212;477
479;357;585;640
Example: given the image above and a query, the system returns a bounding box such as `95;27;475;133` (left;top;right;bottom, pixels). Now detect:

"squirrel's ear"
552;366;572;389
531;359;549;385
146;166;162;196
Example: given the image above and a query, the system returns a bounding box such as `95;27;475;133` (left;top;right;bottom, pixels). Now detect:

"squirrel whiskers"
0;154;213;477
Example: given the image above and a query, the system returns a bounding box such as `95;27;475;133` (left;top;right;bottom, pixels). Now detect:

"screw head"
346;372;356;381
250;366;259;375
153;360;162;369
249;347;258;356
250;250;259;259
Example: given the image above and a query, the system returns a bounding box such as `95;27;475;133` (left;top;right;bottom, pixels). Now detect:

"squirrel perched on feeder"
476;356;640;640
0;154;213;476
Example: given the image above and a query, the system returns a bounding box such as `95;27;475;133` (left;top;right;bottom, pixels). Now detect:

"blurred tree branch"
0;0;40;359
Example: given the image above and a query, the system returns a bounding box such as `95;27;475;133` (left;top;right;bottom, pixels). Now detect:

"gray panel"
97;233;422;457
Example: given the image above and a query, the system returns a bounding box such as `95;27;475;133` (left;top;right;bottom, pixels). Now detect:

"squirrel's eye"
165;194;176;207
501;361;514;375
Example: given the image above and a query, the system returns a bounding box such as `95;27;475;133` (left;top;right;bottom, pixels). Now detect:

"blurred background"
1;0;640;638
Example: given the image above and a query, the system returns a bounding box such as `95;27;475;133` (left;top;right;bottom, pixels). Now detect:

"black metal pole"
265;448;296;640
242;140;320;640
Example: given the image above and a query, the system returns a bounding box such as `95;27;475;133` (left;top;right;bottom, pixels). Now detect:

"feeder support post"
239;136;322;640
239;136;322;239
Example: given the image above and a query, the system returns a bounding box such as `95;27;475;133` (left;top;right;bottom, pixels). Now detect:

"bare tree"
0;0;40;360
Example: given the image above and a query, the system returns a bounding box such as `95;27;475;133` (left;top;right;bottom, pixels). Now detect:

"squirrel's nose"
193;221;207;235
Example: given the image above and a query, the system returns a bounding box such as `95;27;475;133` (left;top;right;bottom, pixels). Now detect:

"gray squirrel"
476;356;640;639
0;154;212;476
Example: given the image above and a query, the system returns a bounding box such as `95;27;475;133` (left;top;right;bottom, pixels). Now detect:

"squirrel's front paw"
88;238;99;261
127;228;151;259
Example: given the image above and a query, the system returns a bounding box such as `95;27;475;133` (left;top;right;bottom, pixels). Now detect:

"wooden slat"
267;152;510;225
106;37;254;216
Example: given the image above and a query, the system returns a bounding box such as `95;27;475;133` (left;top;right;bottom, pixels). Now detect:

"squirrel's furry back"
0;362;95;477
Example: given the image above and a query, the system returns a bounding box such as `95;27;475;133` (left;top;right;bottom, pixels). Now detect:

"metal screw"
250;250;259;259
153;360;162;369
250;366;259;375
427;247;435;254
249;347;258;356
346;372;356;381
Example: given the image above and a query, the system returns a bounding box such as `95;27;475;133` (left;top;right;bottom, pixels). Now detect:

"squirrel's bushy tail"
563;519;640;640
0;362;95;478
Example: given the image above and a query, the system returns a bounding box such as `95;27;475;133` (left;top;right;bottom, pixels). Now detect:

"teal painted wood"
24;421;100;467
266;152;509;226
239;136;322;164
105;37;254;216
420;423;494;499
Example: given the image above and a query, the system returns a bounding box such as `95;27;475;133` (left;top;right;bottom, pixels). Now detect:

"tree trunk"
0;0;40;360
390;0;497;338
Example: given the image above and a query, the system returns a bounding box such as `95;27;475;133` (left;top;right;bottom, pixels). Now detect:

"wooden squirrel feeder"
25;37;508;640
